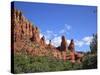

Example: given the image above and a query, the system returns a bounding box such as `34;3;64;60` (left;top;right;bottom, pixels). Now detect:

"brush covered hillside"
11;8;97;74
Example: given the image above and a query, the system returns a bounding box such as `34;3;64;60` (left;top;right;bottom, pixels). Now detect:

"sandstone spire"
68;39;75;51
48;40;51;46
31;26;40;43
60;36;67;51
40;36;46;47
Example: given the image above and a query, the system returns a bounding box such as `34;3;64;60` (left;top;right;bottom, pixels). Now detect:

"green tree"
82;54;97;69
82;34;97;69
90;34;97;54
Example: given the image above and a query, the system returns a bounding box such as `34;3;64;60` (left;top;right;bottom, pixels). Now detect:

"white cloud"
74;36;93;48
67;39;70;45
59;29;66;34
44;30;58;40
59;24;71;34
65;24;71;30
52;36;61;47
75;40;84;47
82;36;93;45
46;30;53;34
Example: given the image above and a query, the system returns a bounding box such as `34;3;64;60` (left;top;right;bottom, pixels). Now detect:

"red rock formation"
62;51;67;61
12;8;40;42
12;8;84;63
48;40;55;48
70;51;75;63
68;39;76;63
48;40;51;46
31;26;40;43
75;52;84;63
40;36;46;47
68;39;75;51
59;36;67;61
60;36;67;51
68;39;84;63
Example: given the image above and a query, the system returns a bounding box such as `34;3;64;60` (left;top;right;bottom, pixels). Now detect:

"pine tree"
90;34;97;54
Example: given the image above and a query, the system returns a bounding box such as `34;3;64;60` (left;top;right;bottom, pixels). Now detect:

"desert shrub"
14;54;30;73
62;61;73;70
14;54;51;73
14;53;83;73
72;63;83;70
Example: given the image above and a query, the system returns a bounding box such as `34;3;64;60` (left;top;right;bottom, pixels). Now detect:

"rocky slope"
11;8;84;63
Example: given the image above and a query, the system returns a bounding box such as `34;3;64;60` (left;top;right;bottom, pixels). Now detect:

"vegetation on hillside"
14;53;83;73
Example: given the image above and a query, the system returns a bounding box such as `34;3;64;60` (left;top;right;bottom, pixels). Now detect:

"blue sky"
13;1;97;52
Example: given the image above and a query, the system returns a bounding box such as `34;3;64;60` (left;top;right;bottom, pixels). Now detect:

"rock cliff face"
11;8;84;63
11;8;40;43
